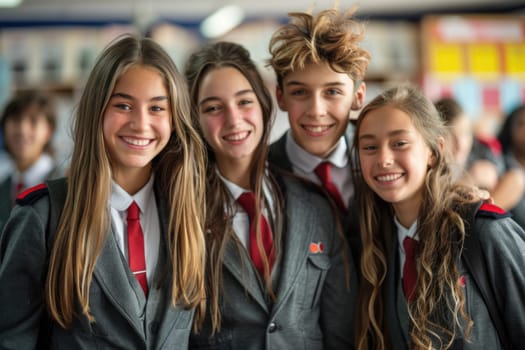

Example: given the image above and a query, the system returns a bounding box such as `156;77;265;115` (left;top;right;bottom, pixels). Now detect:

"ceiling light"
200;5;244;39
0;0;23;7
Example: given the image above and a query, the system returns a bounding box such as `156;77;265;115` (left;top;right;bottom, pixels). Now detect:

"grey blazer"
384;213;525;349
190;176;357;350
0;176;12;233
268;127;361;269
0;178;194;349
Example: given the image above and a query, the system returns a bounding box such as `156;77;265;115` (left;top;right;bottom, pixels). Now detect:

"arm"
490;168;525;211
321;215;358;350
0;200;49;349
476;216;525;349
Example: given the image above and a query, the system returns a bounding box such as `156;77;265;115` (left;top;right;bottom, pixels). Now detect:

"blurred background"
0;0;523;176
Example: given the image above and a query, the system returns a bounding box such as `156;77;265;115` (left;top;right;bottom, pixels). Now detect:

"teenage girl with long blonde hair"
0;34;206;349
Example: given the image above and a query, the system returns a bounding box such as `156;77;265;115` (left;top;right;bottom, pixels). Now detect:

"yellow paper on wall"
467;43;499;78
430;43;463;75
504;43;525;76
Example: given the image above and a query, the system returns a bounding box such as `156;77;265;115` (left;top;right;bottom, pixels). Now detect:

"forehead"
199;66;251;97
359;106;416;138
282;61;354;87
6;103;48;121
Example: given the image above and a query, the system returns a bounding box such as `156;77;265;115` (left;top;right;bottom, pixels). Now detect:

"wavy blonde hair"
46;34;206;328
267;7;370;88
352;85;475;349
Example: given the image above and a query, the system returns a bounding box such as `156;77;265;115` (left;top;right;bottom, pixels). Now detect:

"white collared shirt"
394;217;418;278
13;153;55;192
110;175;160;286
218;170;275;250
285;130;354;206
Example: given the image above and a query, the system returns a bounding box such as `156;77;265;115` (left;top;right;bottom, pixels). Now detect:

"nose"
130;107;149;130
307;94;327;118
224;104;241;126
377;147;393;167
11;117;33;136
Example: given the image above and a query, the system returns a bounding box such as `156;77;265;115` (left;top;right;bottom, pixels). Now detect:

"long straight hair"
46;34;207;328
352;85;475;350
184;41;283;333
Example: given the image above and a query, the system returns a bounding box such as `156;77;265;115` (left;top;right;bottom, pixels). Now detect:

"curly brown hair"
352;85;475;350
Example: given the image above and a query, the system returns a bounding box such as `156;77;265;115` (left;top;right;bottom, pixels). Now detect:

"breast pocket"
301;254;331;309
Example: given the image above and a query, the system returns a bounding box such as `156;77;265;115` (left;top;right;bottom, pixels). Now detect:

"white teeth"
304;125;330;133
123;137;150;146
224;131;249;141
376;174;402;182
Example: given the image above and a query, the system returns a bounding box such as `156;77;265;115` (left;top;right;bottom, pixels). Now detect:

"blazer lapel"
385;235;410;346
222;238;269;312
94;228;146;339
271;180;316;315
152;193;195;347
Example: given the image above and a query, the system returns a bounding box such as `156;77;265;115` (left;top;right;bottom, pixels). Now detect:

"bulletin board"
421;15;525;135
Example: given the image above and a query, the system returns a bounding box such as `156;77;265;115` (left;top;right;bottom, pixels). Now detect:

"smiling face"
197;66;263;179
358;106;434;225
276;61;365;158
3;104;53;171
103;64;172;192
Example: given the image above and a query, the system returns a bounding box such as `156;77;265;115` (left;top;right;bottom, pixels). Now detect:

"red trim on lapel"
16;183;48;205
476;202;510;219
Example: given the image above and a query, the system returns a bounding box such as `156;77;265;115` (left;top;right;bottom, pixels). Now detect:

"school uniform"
189;173;357;350
0;153;61;232
0;177;194;349
384;204;525;349
268;126;361;267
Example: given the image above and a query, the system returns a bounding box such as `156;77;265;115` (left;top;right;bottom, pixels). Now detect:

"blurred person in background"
497;104;525;229
436;97;525;212
0;90;62;231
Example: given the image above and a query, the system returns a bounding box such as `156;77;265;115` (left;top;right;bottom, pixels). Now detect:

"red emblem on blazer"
309;242;324;254
459;275;466;287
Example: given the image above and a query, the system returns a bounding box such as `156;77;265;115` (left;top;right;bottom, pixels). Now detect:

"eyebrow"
198;89;254;107
284;81;346;87
359;129;411;141
110;92;168;102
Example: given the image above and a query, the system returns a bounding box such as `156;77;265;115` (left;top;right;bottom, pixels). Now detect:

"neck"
392;201;420;229
216;158;252;189
113;166;151;195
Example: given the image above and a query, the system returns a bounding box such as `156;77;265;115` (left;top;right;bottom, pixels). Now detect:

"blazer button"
268;322;278;333
150;321;160;334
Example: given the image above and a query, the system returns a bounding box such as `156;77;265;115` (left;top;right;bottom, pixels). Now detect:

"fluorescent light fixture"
0;0;23;7
200;5;244;39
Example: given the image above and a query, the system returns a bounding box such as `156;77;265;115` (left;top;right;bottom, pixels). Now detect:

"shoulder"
472;202;525;249
268;133;291;169
15;183;49;206
475;202;511;220
278;173;333;213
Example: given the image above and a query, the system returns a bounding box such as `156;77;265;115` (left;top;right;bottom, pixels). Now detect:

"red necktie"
315;162;347;211
402;237;418;302
15;181;24;195
237;192;275;277
127;201;148;296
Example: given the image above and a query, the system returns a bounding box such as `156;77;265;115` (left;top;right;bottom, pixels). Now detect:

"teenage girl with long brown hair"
352;84;525;349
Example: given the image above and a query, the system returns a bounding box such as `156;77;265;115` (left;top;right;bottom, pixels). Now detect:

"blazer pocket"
189;329;233;349
302;254;331;310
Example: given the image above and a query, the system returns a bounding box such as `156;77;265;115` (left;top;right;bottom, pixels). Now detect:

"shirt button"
268;322;278;333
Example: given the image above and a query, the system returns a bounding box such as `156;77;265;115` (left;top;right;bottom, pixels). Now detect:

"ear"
429;136;445;167
275;85;286;111
43;123;54;144
351;81;366;111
